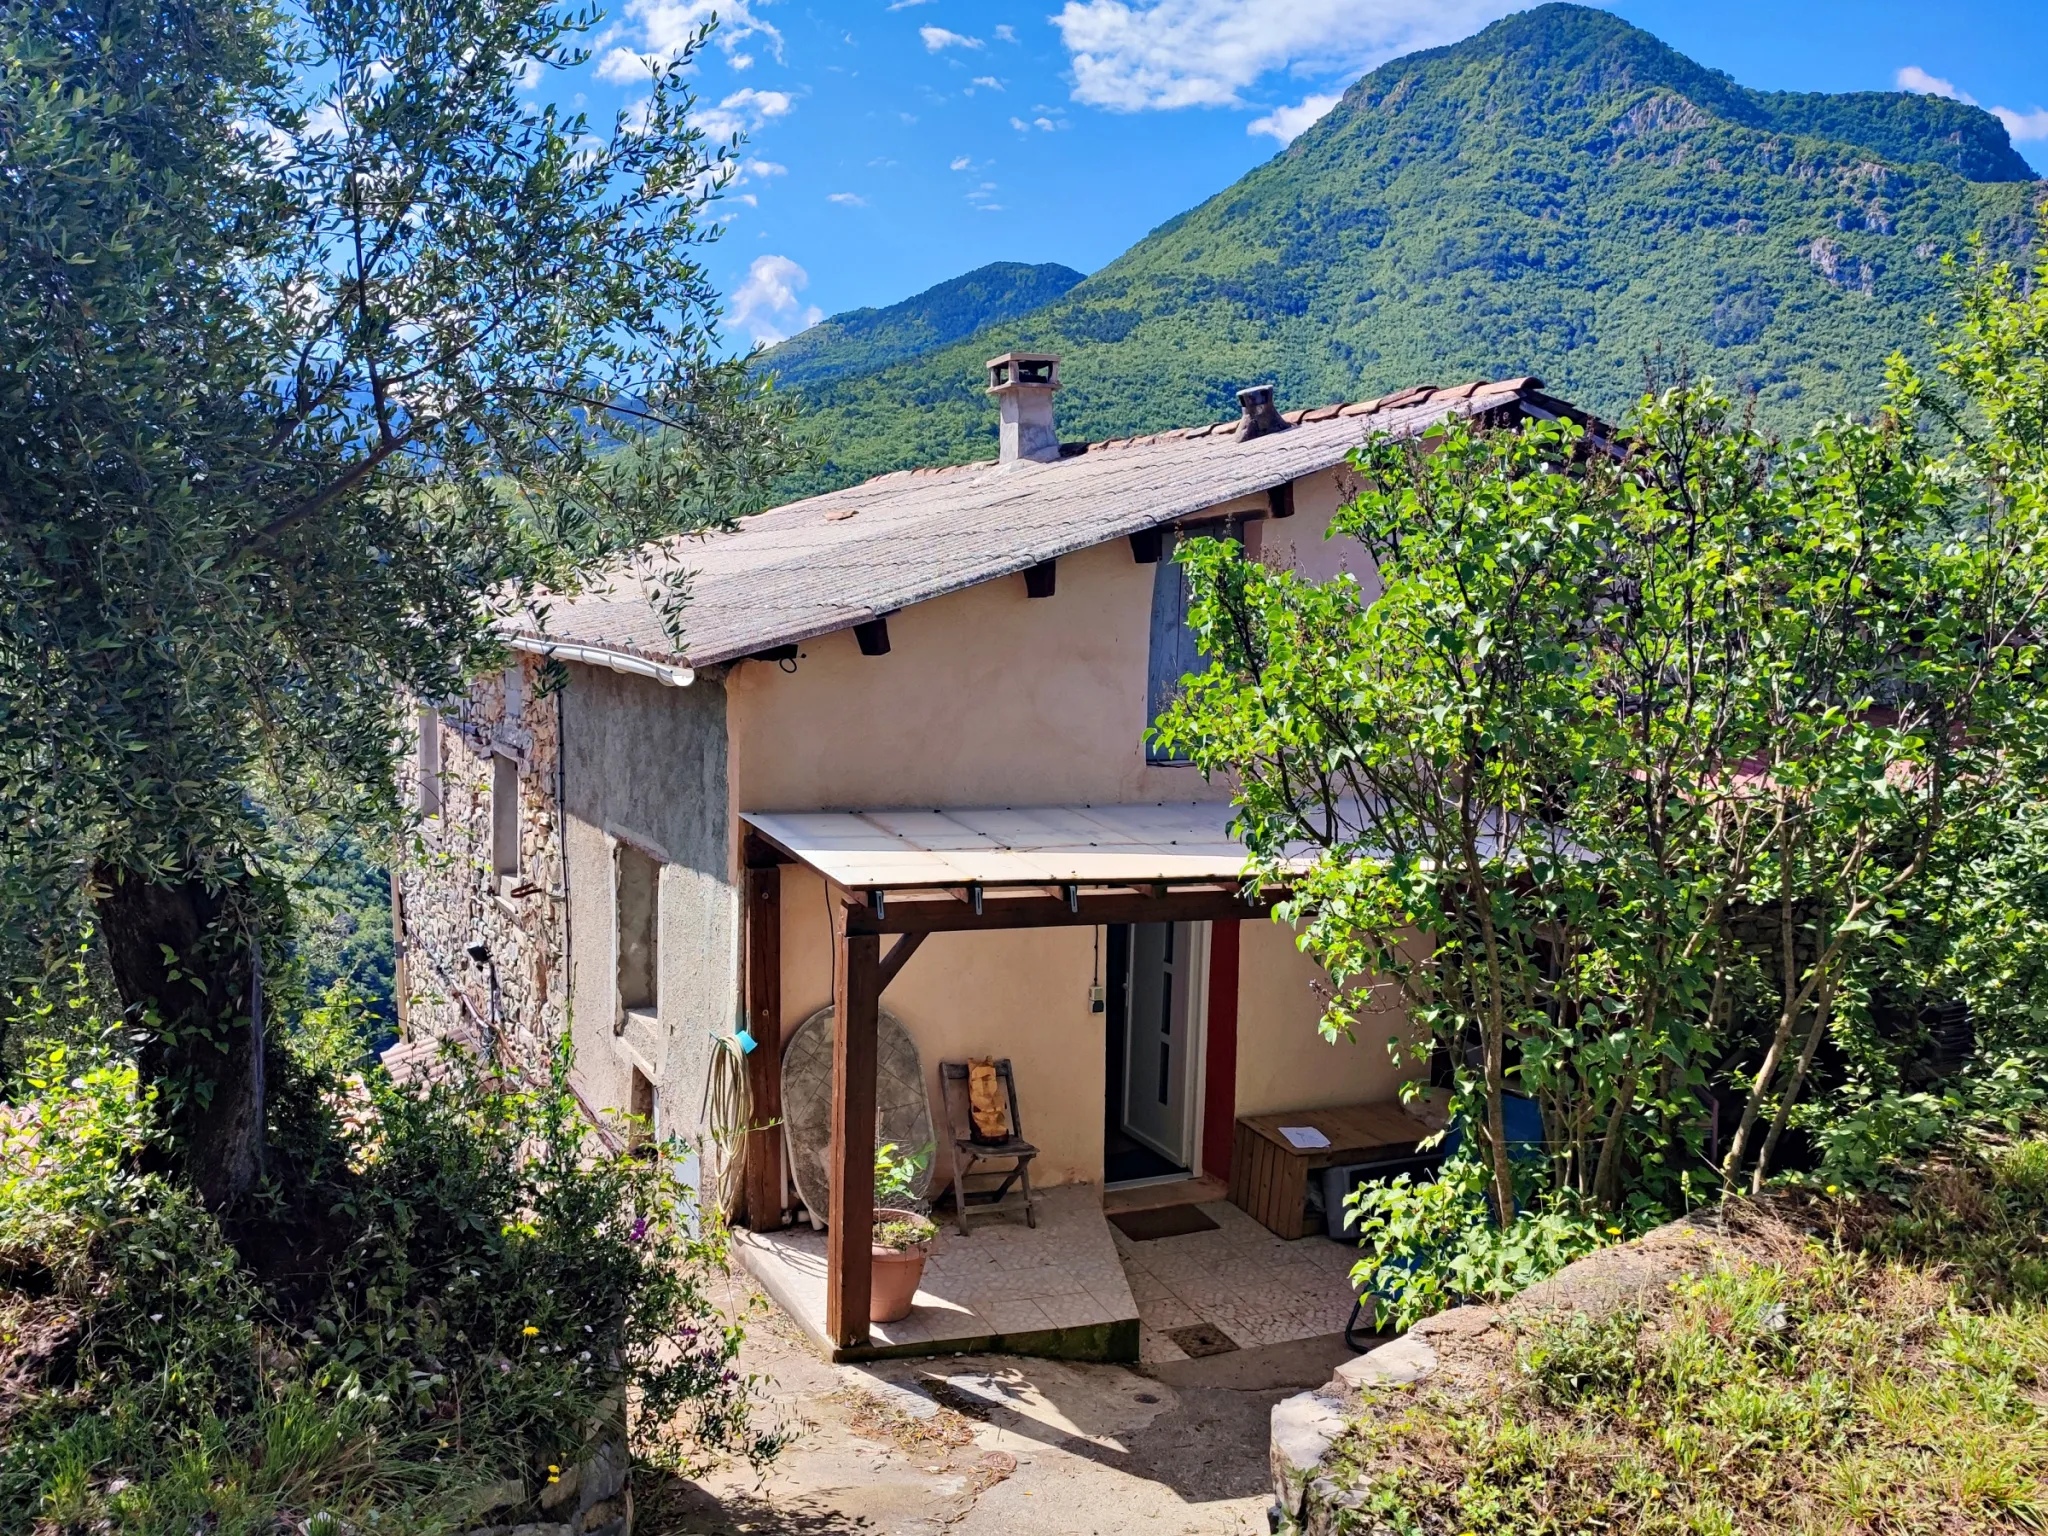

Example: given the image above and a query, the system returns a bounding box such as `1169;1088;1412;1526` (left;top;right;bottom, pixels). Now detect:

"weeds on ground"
0;983;784;1534
1326;1137;2048;1535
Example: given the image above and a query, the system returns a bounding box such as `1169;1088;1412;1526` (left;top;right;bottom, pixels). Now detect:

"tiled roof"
510;377;1591;672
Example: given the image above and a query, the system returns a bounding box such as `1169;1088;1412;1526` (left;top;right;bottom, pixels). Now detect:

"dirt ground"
639;1287;1366;1536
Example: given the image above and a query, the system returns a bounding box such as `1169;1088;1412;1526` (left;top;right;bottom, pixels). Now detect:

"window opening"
615;840;660;1024
491;753;520;881
417;708;442;816
629;1066;657;1155
1145;523;1242;764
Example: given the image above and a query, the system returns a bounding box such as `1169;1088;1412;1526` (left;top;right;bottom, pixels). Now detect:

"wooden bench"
1229;1101;1441;1239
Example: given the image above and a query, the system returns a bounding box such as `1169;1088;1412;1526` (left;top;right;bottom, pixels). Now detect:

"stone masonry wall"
394;653;571;1081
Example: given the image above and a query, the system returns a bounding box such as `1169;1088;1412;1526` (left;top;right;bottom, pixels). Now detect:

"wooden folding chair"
938;1059;1037;1235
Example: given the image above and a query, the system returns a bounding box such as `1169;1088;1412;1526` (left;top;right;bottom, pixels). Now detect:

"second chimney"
1235;384;1287;441
987;352;1061;464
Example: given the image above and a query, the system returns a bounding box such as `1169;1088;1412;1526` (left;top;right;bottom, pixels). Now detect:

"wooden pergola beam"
825;904;881;1349
840;885;1280;936
878;931;926;992
817;881;1280;1344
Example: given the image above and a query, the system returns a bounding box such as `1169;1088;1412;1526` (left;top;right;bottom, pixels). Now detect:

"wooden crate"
1228;1102;1435;1239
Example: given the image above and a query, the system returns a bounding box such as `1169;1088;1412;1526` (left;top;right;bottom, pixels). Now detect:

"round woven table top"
781;1003;934;1225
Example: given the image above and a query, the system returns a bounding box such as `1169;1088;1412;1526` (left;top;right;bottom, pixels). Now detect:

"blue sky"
538;0;2047;350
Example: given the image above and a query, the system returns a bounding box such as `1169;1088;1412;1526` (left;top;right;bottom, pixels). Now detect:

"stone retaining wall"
1269;1217;1731;1534
459;1399;632;1536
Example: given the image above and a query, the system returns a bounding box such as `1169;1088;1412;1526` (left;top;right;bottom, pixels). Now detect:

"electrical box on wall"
1089;984;1105;1014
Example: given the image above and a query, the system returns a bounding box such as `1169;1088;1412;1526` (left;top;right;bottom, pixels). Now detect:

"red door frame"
1202;919;1241;1181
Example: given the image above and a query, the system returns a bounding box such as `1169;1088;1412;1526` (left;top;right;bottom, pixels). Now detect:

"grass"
1324;1137;2048;1535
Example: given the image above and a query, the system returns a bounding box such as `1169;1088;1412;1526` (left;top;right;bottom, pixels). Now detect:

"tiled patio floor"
732;1183;1140;1363
735;1180;1366;1366
1112;1198;1363;1363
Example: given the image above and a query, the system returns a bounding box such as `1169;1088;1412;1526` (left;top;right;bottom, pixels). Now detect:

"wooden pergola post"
825;900;881;1348
741;859;784;1230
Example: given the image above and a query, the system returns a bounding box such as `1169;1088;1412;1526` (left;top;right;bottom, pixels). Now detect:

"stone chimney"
1235;383;1287;441
986;352;1061;464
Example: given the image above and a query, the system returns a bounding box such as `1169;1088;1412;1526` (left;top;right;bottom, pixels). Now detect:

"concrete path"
642;1287;1367;1535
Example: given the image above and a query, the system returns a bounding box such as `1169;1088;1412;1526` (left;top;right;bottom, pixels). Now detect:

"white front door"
1124;921;1195;1162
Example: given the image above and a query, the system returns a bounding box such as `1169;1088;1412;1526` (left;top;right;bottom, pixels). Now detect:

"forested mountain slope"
770;3;2039;494
757;261;1085;389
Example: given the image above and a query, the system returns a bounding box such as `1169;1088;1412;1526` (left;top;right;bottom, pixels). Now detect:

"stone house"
393;356;1599;1354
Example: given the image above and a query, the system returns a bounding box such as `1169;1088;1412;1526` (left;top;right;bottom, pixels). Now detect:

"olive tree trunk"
94;866;265;1210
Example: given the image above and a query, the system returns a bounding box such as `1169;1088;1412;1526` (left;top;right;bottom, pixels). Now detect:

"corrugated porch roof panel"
741;802;1254;889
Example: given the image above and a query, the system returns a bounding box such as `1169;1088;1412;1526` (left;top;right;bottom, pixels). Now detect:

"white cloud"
743;157;787;177
695;87;795;141
1896;65;1973;103
304;98;349;141
1248;91;1340;143
827;191;867;205
593;0;783;84
1050;0;1507;112
994;24;1018;42
921;25;985;51
972;75;1003;90
888;0;937;7
729;52;754;70
1896;66;2048;144
1994;105;2048;141
730;254;823;345
950;154;973;169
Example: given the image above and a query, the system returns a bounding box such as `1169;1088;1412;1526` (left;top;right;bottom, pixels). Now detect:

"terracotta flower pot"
870;1207;932;1323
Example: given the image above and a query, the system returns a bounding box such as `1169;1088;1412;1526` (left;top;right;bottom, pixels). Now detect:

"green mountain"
757;260;1085;389
775;4;2039;493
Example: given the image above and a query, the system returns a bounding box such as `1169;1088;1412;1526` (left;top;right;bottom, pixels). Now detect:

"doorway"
1103;922;1204;1186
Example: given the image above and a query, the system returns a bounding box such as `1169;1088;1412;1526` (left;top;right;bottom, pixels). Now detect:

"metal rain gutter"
507;635;695;688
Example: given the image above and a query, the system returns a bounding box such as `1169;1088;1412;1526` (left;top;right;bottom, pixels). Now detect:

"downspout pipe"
508;635;694;688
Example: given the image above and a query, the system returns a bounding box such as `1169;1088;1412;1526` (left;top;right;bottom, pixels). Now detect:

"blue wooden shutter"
1146;526;1239;764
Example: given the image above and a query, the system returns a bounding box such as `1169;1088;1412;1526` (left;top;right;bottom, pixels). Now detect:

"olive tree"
0;0;796;1204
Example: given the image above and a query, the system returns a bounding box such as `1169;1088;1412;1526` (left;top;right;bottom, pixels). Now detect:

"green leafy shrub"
0;987;782;1534
1347;1158;1638;1331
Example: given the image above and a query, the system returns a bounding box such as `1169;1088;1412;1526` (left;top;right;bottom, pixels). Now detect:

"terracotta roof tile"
1301;404;1345;423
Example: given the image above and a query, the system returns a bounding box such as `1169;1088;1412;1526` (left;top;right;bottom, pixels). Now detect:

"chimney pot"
1235;384;1287;441
987;351;1061;464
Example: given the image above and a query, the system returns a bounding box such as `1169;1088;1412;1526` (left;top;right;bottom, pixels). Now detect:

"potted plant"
870;1141;937;1323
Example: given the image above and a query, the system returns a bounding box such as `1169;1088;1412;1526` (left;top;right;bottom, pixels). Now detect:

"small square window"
492;754;520;881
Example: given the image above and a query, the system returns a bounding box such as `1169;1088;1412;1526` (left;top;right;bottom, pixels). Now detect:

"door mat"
1109;1205;1221;1242
1164;1322;1239;1358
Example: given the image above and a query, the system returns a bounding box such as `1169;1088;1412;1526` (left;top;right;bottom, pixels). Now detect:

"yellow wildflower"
522;1325;539;1337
